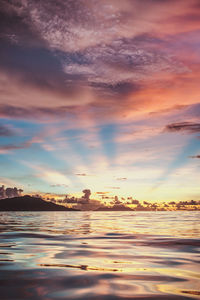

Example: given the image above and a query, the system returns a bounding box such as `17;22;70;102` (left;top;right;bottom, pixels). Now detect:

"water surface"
0;211;200;299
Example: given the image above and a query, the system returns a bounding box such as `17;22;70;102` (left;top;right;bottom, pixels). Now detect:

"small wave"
0;259;14;262
0;211;199;299
181;290;200;296
39;263;119;272
0;244;16;248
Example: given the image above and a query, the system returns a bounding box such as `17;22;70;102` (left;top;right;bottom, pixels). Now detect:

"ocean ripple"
0;211;199;299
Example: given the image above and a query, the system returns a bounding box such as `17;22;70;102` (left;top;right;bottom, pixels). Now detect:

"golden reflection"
0;211;199;299
39;263;119;272
157;284;200;299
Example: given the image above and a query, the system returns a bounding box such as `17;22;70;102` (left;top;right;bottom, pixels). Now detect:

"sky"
0;0;200;202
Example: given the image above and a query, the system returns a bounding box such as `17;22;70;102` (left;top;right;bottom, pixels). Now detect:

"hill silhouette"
0;195;79;211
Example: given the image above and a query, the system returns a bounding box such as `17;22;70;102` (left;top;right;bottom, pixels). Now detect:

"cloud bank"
0;0;199;124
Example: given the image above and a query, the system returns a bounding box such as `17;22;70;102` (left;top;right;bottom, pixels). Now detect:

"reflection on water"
0;211;199;299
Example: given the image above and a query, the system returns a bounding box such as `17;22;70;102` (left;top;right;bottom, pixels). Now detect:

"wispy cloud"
0;140;33;154
0;124;16;136
22;163;71;186
189;155;200;159
1;0;199;125
75;173;88;177
50;184;68;188
165;122;200;133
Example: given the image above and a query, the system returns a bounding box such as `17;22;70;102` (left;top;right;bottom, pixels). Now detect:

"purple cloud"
165;122;200;133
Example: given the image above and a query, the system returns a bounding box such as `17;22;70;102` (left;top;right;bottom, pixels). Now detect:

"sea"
0;211;199;300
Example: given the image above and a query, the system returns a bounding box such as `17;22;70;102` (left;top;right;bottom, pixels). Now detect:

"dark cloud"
50;184;68;187
165;122;200;133
20;0;128;52
0;104;79;120
75;173;87;176
0;0;44;47
149;105;188;116
0;40;83;95
90;81;141;99
189;155;200;159
183;104;200;119
0;34;178;99
0;105;37;119
0;1;91;97
171;13;200;23
0;140;33;152
96;192;109;195
0;124;15;136
0;34;153;107
0;0;187;104
0;185;23;199
192;0;200;9
0;0;195;126
64;36;186;90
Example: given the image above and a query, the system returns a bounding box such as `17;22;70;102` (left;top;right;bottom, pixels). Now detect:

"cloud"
23;0;198;53
0;40;85;96
0;128;51;153
0;104;73;121
114;123;162;145
189;155;200;159
96;192;109;195
116;177;127;180
0;124;15;136
0;0;44;47
63;36;187;88
0;33;187;115
148;105;188;116
165;122;200;133
0;140;33;154
105;186;120;189
0;0;196;126
0;185;23;199
50;184;68;187
75;173;87;176
22;163;71;186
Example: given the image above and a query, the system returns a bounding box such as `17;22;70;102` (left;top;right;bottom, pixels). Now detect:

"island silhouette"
0;195;79;211
0;186;199;211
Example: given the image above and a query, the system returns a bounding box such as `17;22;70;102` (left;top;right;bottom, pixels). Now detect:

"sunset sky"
0;0;200;202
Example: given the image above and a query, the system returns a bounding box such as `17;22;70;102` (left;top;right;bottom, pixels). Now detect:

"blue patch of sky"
10;144;68;171
4;141;85;192
0;156;30;180
0;119;44;144
62;128;95;165
98;124;117;163
156;136;200;184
